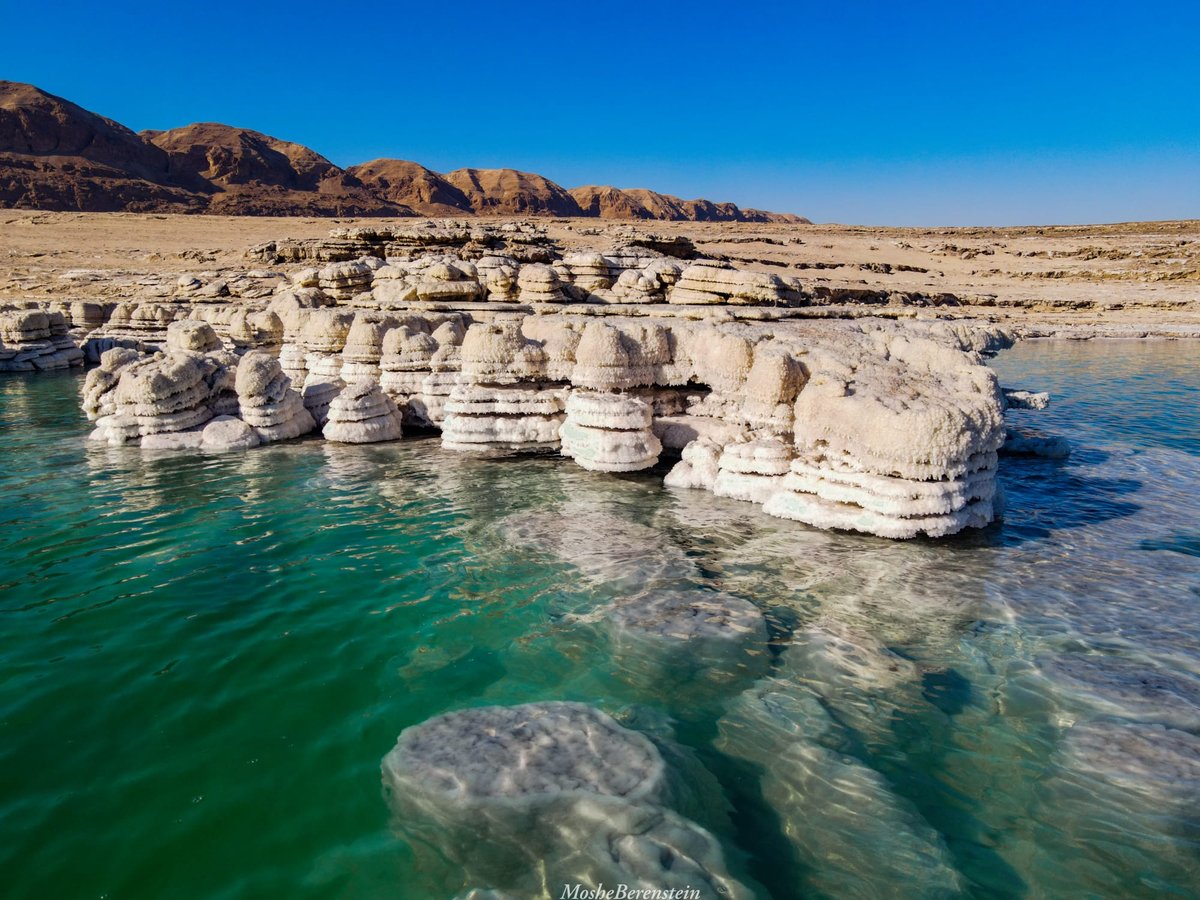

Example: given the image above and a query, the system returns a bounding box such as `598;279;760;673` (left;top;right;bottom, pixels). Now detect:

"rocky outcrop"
442;168;583;217
347;159;472;216
0;309;84;371
571;185;812;224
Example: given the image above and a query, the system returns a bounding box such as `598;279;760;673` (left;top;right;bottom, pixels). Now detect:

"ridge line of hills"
0;81;808;223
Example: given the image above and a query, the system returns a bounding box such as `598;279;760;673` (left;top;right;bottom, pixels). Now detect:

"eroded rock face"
323;379;402;444
0;310;85;371
382;702;753;899
560;393;661;473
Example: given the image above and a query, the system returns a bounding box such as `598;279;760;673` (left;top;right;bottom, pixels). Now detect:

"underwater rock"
1035;652;1200;730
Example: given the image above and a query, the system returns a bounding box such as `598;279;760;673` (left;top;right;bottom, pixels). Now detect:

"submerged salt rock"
1058;719;1200;799
382;702;752;899
199;415;261;452
717;684;962;897
1002;430;1071;459
1034;653;1200;731
560;393;661;473
608;589;769;691
323;379;403;444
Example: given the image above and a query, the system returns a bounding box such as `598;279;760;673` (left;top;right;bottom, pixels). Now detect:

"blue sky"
4;0;1198;225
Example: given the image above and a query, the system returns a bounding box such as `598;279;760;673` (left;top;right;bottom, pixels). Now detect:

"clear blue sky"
4;0;1198;225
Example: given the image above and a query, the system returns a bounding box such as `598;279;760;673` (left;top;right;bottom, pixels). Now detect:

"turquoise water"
1;339;1198;899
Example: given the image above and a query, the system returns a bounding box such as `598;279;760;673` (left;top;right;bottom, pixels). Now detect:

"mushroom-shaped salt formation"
515;263;568;304
339;313;396;383
663;437;724;492
91;353;214;446
559;392;661;473
234;350;315;443
317;260;374;300
82;347;143;420
441;385;564;454
415;261;483;303
0;310;85;371
323;379;403;444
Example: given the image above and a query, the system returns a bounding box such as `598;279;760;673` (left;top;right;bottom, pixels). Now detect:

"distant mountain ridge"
0;81;809;222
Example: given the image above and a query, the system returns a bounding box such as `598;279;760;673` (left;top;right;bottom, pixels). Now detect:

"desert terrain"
2;211;1198;338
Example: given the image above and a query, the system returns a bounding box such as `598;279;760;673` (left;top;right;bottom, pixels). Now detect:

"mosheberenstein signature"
559;885;710;900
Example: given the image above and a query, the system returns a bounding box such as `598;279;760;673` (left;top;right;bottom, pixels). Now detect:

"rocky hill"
0;81;807;222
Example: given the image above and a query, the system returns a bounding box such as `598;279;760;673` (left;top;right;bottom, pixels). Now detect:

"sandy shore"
2;211;1197;338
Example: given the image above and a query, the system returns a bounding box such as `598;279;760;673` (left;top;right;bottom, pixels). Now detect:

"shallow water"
1;339;1198;899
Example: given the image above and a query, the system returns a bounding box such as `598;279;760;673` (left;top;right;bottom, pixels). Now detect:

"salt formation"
227;309;283;355
664;437;724;491
560;251;612;296
560;392;661;472
712;437;793;504
323;379;403;443
382;702;752;899
415;261;482;303
234;350;315;443
82;347;142;420
476;255;520;301
1059;719;1200;799
1034;652;1200;731
608;589;770;691
764;335;1005;538
669;260;802;306
516;264;568;304
0;310;84;371
378;325;438;424
441;384;564;453
717;685;962;897
338;313;395;382
90;353;213;446
299;310;352;426
740;346;805;434
317;260;373;300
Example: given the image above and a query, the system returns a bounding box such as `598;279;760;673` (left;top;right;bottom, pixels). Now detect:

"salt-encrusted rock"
199;415;261;452
90;352;214;445
664;437;724;491
165;319;221;354
610;268;665;304
560;392;661;472
459;320;547;385
323;379;403;443
717;685;961;897
740;346;805;434
318;260;374;300
234;350;315;442
516;263;567;304
228;309;283;354
291;267;320;288
608;589;769;691
339;313;397;383
476;255;521;302
1002;388;1050;410
382;702;752;899
669;259;800;306
415;262;483;303
379;324;438;424
82;347;143;420
713;437;793;504
441;384;564;453
1002;429;1071;458
653;415;748;452
520;317;580;381
560;251;612;294
763;334;1005;538
570;321;654;391
0;310;85;372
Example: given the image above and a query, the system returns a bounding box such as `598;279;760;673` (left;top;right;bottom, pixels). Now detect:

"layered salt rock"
379;325;438;425
82;347;143;420
713;437;793;504
0;310;85;372
299;310;353;426
382;702;751;899
317;260;374;300
569;321;656;391
339;313;397;383
165;318;222;355
608;588;769;691
90;353;214;446
1034;652;1200;731
717;685;961;897
740;346;805;435
516;264;568;304
323;379;403;444
764;335;1005;538
459;320;547;385
441;384;564;454
560;252;612;295
1002;388;1050;410
669;259;800;306
560;392;661;473
664;437;724;491
234;349;315;443
520;318;580;382
415;262;483;303
228;309;283;355
271;288;332;383
476;255;520;302
417;321;468;427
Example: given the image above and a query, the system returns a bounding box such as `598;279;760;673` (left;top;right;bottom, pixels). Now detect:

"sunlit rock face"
382;702;754;899
323;379;402;444
560;392;661;473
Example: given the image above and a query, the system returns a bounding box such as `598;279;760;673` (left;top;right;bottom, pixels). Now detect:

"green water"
1;339;1199;899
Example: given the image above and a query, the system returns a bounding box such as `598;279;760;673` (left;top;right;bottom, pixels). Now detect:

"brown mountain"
0;81;204;211
442;168;584;216
142;123;410;217
0;81;807;221
347;159;471;216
